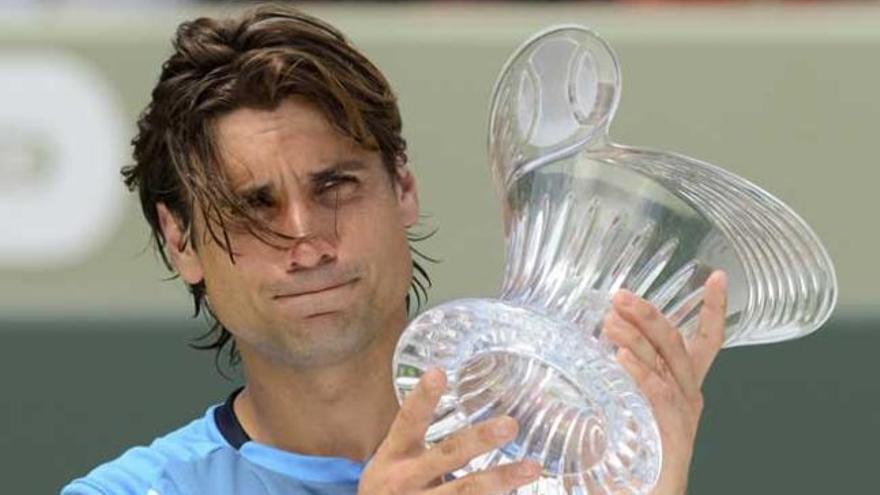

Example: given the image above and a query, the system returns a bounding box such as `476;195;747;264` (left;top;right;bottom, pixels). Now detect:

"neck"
232;312;405;461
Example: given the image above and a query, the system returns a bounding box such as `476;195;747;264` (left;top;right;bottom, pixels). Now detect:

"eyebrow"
309;159;368;184
233;159;368;197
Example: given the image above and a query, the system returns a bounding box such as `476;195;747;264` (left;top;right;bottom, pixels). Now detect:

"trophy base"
393;298;661;494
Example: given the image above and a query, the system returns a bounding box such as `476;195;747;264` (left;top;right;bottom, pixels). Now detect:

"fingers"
609;274;728;495
617;348;695;441
380;368;446;458
617;347;680;409
688;270;727;385
602;310;660;374
421;416;519;480
611;290;699;402
618;346;696;494
429;460;542;495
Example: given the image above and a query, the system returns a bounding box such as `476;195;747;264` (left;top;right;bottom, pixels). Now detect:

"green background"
1;3;878;493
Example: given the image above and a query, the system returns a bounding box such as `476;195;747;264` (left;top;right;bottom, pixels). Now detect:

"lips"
272;277;360;318
273;278;359;299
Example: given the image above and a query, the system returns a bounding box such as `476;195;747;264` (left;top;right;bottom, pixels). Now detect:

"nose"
286;235;335;270
281;199;338;270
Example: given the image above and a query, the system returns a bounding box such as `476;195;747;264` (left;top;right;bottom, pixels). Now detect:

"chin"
269;317;379;368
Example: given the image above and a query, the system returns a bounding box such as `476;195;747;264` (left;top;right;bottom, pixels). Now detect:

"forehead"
213;97;380;184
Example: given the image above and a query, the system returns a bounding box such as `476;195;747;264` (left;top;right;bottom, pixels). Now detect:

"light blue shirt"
61;390;365;495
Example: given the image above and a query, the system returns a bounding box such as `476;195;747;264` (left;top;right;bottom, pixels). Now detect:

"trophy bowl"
393;26;837;494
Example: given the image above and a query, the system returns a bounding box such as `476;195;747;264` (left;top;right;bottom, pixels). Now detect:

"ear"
156;202;204;285
394;165;419;228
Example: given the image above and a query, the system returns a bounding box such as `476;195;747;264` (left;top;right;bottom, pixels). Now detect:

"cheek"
344;195;403;241
200;240;274;322
356;212;412;291
337;198;407;259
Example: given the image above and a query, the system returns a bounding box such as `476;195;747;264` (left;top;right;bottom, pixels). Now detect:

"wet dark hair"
123;3;433;371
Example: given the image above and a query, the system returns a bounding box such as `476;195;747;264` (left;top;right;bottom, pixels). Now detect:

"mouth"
273;277;359;300
303;310;340;320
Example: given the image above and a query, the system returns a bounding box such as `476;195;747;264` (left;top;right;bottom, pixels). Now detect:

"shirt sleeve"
60;479;109;495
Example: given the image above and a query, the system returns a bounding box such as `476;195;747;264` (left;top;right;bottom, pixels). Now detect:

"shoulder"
149;447;297;495
77;443;354;495
61;406;228;495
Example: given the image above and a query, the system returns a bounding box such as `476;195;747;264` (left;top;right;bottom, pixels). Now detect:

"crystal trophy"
393;25;837;494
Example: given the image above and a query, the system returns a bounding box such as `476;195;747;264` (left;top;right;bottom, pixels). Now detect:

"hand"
359;369;542;495
602;271;727;495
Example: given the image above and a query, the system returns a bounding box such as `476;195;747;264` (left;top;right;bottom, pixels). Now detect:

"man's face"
163;97;419;369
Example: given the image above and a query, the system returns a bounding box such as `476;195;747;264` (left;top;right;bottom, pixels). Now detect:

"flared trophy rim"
597;144;839;343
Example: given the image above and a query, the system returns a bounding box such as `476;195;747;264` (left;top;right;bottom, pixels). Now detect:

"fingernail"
714;271;728;290
608;311;622;324
603;311;615;325
423;369;445;392
493;417;516;439
516;461;541;478
615;290;635;307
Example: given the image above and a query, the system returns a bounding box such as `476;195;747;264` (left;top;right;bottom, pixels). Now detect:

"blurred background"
1;1;878;493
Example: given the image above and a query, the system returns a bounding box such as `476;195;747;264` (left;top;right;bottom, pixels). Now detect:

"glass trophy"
393;26;837;494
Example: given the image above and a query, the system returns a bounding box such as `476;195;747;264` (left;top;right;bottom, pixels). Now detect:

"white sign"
0;52;127;268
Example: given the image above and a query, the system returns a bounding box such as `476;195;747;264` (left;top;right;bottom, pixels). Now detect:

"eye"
316;174;359;200
244;187;276;210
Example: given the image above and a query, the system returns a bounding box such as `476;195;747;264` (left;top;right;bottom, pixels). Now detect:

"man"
63;5;727;495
